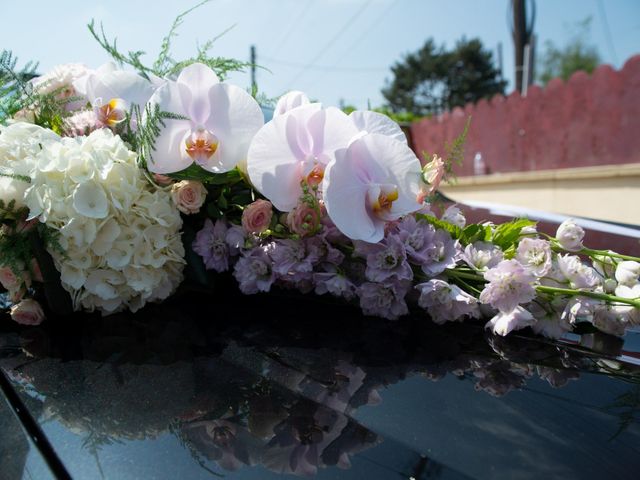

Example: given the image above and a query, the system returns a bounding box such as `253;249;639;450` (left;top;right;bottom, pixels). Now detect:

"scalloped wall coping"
410;55;640;177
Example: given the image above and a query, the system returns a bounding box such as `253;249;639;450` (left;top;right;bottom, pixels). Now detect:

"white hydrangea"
0;122;60;208
25;129;185;314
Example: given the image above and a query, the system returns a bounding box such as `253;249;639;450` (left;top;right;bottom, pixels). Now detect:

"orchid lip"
95;97;127;127
368;184;399;217
185;128;219;163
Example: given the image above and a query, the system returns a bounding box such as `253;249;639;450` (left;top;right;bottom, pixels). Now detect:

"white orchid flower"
323;133;423;243
145;63;264;174
247;104;358;211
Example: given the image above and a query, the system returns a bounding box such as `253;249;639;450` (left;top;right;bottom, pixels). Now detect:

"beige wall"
440;163;640;225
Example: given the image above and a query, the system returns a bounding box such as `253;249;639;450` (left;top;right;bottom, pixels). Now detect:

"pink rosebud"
8;285;27;303
153;174;174;186
16;218;38;234
241;199;273;234
286;202;321;237
417;154;445;203
10;299;45;326
30;259;43;283
170;180;207;215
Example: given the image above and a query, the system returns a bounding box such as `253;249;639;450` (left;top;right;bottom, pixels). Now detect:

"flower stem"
578;247;640;263
536;285;640;308
446;269;485;282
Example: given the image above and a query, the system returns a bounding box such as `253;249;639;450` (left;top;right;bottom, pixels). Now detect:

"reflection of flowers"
182;417;254;471
4;306;640;478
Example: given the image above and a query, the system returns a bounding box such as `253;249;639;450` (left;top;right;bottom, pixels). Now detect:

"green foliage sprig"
129;103;189;170
0;50;38;122
88;0;251;82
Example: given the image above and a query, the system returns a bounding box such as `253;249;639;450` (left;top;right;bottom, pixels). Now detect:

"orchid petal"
349;110;407;143
145;81;192;173
246;103;321;211
310;107;360;157
198;83;264;173
323;148;383;243
274;90;311;117
176;63;220;124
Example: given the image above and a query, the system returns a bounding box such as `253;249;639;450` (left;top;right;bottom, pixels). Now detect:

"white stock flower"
442;205;466;228
485;306;536;336
556;219;585;252
615;261;640;287
556;254;600;289
25;129;185;314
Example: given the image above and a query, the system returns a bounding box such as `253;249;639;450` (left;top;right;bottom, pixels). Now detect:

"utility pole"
250;45;257;93
511;0;536;94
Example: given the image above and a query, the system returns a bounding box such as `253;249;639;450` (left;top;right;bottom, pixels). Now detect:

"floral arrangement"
0;7;639;340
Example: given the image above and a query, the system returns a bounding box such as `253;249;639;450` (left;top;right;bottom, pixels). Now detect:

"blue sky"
2;0;639;109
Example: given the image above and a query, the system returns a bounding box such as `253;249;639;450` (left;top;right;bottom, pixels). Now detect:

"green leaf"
207;202;223;219
217;191;228;209
416;213;462;239
460;223;492;245
169;165;242;185
490;218;537;250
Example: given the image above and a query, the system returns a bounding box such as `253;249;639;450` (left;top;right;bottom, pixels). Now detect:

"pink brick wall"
410;55;640;176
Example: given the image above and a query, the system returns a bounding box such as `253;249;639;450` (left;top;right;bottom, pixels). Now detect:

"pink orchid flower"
247;104;359;211
145;63;264;174
323;133;423;243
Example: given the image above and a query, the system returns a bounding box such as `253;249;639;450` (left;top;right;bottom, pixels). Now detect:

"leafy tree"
538;17;601;85
382;38;506;116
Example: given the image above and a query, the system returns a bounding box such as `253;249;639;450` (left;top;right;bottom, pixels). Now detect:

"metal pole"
250;45;257;93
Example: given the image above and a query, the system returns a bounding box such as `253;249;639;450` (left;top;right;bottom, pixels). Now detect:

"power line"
304;0;400;89
334;0;400;66
596;0;618;65
268;0;314;58
261;55;387;72
285;0;374;88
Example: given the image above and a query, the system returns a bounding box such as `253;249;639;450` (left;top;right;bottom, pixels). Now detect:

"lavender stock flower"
271;239;319;277
396;215;437;264
193;219;230;272
355;234;412;283
461;241;503;271
515;237;552;277
233;246;274;294
479;260;536;313
420;229;459;277
358;280;410;320
416;279;480;324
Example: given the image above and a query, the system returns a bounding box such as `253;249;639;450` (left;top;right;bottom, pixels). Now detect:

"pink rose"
10;299;45;326
241;200;273;234
286;202;321;237
170;180;207;214
0;265;20;290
